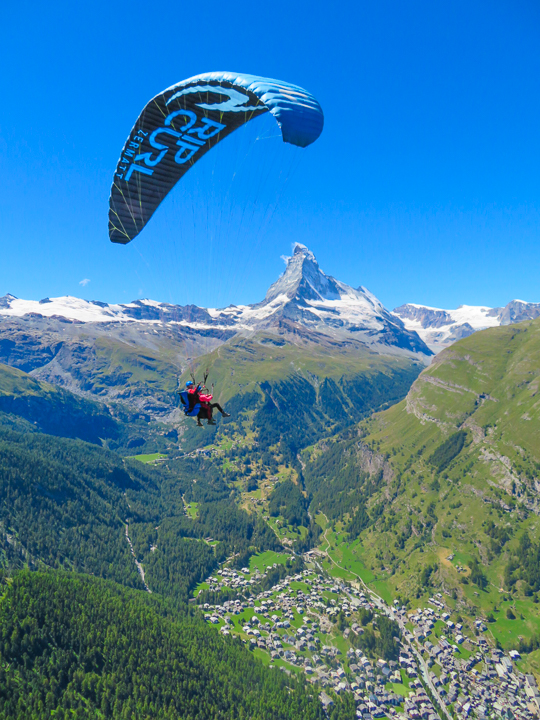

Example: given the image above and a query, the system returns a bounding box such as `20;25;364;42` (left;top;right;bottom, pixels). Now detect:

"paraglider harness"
178;390;200;417
178;370;212;417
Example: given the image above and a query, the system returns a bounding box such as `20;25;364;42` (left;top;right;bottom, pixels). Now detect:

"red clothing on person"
188;387;213;418
187;385;227;421
199;392;213;418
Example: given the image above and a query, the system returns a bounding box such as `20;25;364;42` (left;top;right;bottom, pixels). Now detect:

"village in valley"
197;551;540;720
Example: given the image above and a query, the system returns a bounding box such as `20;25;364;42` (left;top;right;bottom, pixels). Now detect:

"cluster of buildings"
200;559;540;720
201;566;438;718
394;597;539;720
204;565;260;593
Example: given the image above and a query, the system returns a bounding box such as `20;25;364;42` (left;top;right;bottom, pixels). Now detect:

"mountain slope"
0;424;163;585
303;318;540;649
190;331;426;400
0;362;123;444
183;332;426;458
0;315;222;421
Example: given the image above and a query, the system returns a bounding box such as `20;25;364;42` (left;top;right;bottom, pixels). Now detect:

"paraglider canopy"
108;72;324;244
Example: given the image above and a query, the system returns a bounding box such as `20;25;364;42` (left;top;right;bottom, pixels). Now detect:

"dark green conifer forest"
0;572;338;719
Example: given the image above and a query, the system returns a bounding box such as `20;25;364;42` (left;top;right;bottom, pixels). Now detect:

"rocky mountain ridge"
0;245;431;420
0;245;431;358
394;299;540;352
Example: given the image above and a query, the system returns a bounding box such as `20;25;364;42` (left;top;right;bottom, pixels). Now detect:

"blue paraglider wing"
172;72;324;149
109;72;323;243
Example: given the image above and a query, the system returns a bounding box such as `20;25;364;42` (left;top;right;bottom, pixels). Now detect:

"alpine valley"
1;246;540;719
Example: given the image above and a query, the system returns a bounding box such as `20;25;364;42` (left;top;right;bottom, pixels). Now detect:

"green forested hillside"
0;417;288;602
302;318;540;653
0;417;355;716
0;572;355;720
0;427;145;587
0;360;190;457
0;321;190;413
181;333;424;455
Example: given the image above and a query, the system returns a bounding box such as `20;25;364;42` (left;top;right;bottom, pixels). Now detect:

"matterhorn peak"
291;242;315;260
0;247;433;360
264;244;340;304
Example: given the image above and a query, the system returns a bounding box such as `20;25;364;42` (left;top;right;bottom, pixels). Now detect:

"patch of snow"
0;296;125;323
393;302;522;353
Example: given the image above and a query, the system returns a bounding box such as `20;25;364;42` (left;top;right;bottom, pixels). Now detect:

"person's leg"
210;402;230;417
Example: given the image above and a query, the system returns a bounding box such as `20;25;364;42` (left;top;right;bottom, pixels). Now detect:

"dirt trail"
125;522;151;593
123;494;151;593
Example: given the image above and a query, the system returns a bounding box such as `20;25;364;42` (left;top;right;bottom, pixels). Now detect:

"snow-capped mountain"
394;300;540;353
0;245;432;359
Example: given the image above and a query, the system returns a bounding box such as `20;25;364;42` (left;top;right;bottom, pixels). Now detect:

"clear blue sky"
1;0;538;311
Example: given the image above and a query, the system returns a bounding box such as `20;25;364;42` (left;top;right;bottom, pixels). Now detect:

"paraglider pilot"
186;381;230;427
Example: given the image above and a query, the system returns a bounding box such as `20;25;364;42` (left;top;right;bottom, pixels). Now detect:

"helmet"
186;380;194;387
